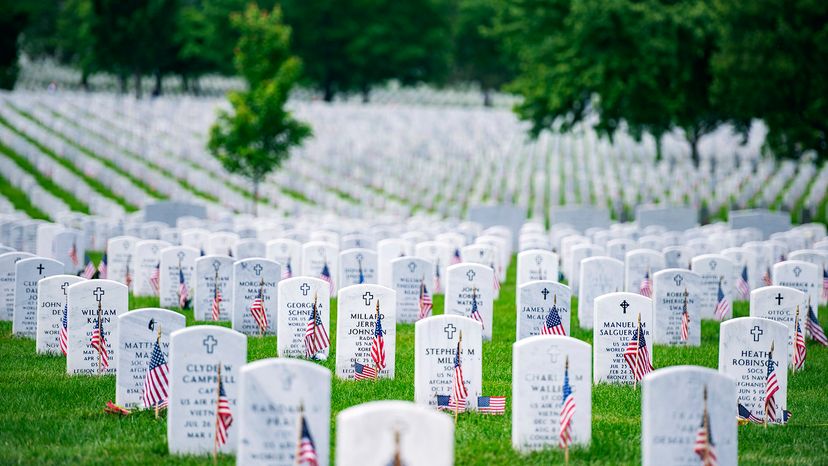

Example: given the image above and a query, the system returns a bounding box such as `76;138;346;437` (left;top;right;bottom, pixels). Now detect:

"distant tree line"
1;0;824;161
2;0;514;103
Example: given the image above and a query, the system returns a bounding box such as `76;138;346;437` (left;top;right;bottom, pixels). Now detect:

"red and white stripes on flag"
806;303;828;346
59;302;68;356
793;314;807;371
418;280;433;320
370;311;386;371
214;373;233;447
149;263;161;295
90;316;109;369
141;339;170;409
680;309;690;342
211;288;222;322
623;322;653;382
639;272;652;298
714;280;730;321
451;338;468;409
765;346;779;423
304;298;330;358
558;359;576;449
68;242;79;267
694;413;718;466
250;288;269;334
297;414;319;466
81;257;96;279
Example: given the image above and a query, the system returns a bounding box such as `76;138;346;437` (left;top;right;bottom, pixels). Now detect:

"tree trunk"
80;71;89;92
482;88;493;107
181;74;189;93
252;180;259;217
133;71;142;99
361;84;370;103
118;74;128;94
193;77;201;96
655;133;663;163
152;71;162;97
687;127;701;168
323;81;334;102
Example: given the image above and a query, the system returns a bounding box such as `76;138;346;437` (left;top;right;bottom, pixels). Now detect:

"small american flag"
451;336;468;409
149;262;161;295
211;278;222;322
434;261;442;293
418;280;433;320
491;262;500;293
97;253;107;279
540;296;565;335
304;295;330;358
249;281;268;334
623;316;653;382
806;301;828;346
297;413;318;466
59;300;68;356
90;311;109;369
370;305;386;371
357;260;365;284
125;263;133;288
737;265;750;300
822;268;828;301
793;307;807;371
639;270;652;298
353;361;377;380
451;248;462;265
470;288;484;329
68;242;79;267
680;289;690;342
762;267;773;286
436;394;466;413
178;267;189;309
764;343;779;423
141;337;170;409
320;262;334;293
477;396;506;415
214;369;233;447
737;402;763;425
714;278;730;321
81;254;96;279
559;357;575;448
694;390;718;466
282;258;292;279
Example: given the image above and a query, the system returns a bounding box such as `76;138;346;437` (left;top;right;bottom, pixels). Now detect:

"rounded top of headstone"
241;357;332;379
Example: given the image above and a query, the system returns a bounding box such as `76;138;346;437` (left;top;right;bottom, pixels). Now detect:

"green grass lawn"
1;260;827;465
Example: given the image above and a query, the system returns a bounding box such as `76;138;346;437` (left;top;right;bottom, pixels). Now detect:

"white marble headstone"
265;238;302;279
158;246;199;309
651;269;702;346
277;277;331;358
444;264;494;340
167;326;247;455
516;280;571;340
232;259;280;336
593;292;654;384
339;248;378;287
116;308;185;409
335;284;396;379
35;274;85;354
578;256;624;330
193;255;233;321
390;257;434;323
13;257;63;337
66;280;128;375
131;240;171;296
105;236;138;286
516;249;559;287
512;335;591;452
749;286;806;367
336;401;454;466
237;359;331;466
414;315;482;410
691;254;736;320
301;241;339;293
773;260;820;309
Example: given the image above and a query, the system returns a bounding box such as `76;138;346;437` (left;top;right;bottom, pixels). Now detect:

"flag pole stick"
565;355;570;466
375;300;381;381
634;313;640;391
97;301;102;375
214;362;221;465
155;324;162;419
454;331;463;426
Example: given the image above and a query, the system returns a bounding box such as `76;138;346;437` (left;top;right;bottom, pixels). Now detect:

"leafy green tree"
712;0;828;161
497;0;724;166
0;0;28;89
451;0;517;106
208;4;311;215
57;0;98;89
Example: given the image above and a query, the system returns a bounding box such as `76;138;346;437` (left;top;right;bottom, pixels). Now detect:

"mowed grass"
1;259;827;465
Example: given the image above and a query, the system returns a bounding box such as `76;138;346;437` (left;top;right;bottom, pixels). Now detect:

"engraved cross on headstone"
535;255;543;265
212;260;221;273
709;259;717;270
750;325;764;342
541;288;550;300
177;251;185;262
674;274;684;287
93;286;105;303
547;346;559;364
61;281;70;295
620;300;630;314
466;269;476;281
408;262;417;273
444;324;457;339
37;263;45;275
793;266;802;277
775;293;784;306
203;335;218;354
253;263;263;276
362;292;374;306
300;283;310;296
